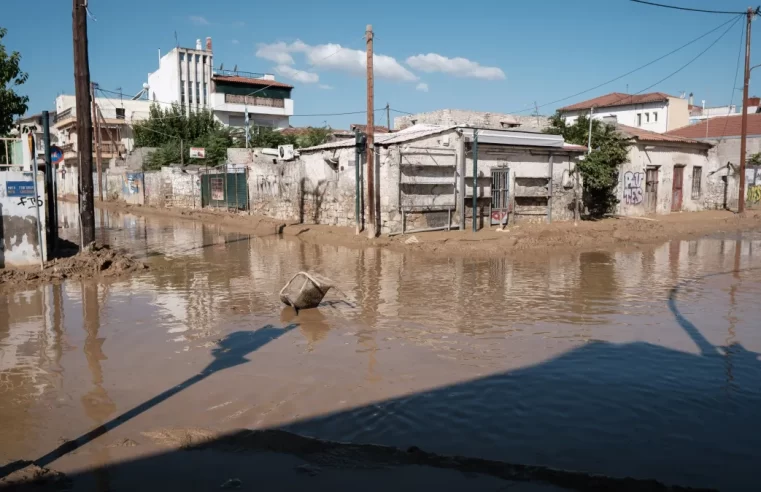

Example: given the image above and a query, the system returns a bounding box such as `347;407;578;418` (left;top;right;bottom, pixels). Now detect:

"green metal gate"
200;166;249;210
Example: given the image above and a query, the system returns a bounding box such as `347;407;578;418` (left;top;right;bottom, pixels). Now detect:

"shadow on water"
2;271;761;491
0;324;297;481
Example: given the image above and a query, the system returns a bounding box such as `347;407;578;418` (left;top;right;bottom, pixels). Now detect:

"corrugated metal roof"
616;124;709;146
299;124;452;152
559;92;675;112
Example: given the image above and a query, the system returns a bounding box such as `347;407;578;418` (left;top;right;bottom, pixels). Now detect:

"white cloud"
189;15;210;26
416;82;429;92
318;84;334;90
406;53;505;80
275;65;319;84
231;40;240;45
256;40;417;82
256;42;295;65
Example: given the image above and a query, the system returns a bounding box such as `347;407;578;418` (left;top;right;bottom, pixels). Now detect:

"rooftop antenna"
233;64;238;73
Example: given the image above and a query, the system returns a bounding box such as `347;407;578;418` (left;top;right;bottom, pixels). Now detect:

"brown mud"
74;196;761;258
0;243;147;290
0;429;712;492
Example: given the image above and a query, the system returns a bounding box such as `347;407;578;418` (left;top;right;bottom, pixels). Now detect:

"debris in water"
404;235;419;244
220;478;242;489
279;272;333;311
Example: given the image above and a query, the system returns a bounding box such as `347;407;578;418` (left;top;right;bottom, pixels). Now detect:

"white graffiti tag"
623;171;644;205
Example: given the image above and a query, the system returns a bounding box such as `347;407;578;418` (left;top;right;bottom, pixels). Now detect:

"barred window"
692;166;702;199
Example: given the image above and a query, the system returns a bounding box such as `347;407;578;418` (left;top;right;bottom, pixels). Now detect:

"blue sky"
3;0;760;128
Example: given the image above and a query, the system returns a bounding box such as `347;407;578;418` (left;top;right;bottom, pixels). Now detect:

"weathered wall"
0;171;47;267
616;142;718;216
144;171;163;207
394;109;549;132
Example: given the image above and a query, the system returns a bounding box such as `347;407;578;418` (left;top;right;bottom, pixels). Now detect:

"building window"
692;166;703;199
180;53;185;62
196;82;201;104
645;113;650;123
653;112;658;122
181;84;186;105
637;113;642;126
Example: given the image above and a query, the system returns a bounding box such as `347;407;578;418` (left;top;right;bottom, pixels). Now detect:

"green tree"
133;103;232;170
545;113;631;217
0;27;29;138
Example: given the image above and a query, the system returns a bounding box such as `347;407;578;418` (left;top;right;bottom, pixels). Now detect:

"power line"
717;15;746;143
629;0;748;15
506;13;742;115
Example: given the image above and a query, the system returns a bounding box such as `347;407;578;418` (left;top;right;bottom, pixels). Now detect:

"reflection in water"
0;202;760;490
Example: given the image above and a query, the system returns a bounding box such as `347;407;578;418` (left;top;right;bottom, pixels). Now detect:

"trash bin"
279;272;333;311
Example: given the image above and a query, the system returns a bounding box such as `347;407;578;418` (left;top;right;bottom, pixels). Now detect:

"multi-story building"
52;94;152;166
558;92;690;133
147;37;294;129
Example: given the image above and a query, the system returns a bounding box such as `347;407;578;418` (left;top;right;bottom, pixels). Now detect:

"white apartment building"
147;37;293;129
558;92;689;134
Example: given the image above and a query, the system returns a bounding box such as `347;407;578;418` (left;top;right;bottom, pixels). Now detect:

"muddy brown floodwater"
1;202;760;491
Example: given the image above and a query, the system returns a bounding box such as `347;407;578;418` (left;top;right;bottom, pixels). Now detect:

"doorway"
672;166;684;212
645;167;658;214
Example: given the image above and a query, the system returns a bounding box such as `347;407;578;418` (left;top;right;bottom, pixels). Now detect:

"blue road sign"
50;146;64;164
6;181;36;197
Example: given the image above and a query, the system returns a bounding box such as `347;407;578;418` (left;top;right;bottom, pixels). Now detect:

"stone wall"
394;109;549;132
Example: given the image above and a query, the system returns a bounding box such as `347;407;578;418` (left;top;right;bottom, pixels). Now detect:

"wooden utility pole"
366;24;376;238
739;7;754;214
73;0;95;247
386;103;390;131
91;83;103;201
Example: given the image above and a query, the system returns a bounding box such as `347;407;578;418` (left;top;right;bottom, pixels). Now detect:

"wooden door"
672;166;684;212
645;167;658;214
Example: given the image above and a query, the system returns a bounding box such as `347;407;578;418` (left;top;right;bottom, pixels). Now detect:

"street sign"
6;181;36;197
189;147;206;159
50;146;64;164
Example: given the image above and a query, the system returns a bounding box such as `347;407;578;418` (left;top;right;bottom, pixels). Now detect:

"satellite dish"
143;82;150;90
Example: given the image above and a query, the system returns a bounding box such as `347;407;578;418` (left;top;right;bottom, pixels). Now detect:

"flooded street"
2;202;761;490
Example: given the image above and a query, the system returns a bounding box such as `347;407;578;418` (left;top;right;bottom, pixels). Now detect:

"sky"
3;0;761;129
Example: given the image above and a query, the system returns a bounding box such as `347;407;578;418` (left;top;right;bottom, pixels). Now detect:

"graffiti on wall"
623;171;644;205
748;185;761;204
123;172;143;196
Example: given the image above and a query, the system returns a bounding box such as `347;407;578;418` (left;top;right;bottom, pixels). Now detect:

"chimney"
688;92;694;107
206;37;212;52
195;39;202;50
748;96;760;108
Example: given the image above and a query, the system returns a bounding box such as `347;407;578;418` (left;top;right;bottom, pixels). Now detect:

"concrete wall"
666;97;690;131
0;171;47;267
394;109;549;132
616;142;719;216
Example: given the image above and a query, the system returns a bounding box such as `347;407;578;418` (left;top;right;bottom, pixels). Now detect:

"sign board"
6;181;36;197
50;146;64;164
189;147;206;159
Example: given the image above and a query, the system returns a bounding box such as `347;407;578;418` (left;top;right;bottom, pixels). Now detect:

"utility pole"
739;7;754;214
73;0;95;248
366;24;376;238
386;103;390;131
91;83;103;201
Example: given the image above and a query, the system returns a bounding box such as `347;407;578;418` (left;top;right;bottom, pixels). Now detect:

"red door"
672;166;684;212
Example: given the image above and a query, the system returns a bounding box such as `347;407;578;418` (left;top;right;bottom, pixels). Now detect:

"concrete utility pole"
739;7;754;214
73;0;95;248
91;83;103;201
366;24;376;238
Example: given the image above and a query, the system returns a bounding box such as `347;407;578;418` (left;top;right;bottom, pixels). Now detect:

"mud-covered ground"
0;244;147;291
78;196;761;258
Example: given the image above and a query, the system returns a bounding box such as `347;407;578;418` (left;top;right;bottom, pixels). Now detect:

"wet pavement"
1;202;760;490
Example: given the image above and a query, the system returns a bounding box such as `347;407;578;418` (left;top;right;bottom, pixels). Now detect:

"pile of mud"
0;244;147;289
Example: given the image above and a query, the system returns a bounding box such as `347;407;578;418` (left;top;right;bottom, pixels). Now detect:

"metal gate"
490;168;510;225
200;166;249;210
645;167;658;214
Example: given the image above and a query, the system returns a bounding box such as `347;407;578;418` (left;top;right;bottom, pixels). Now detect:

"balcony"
210;92;293;118
54;108;76;128
60;142;125;158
